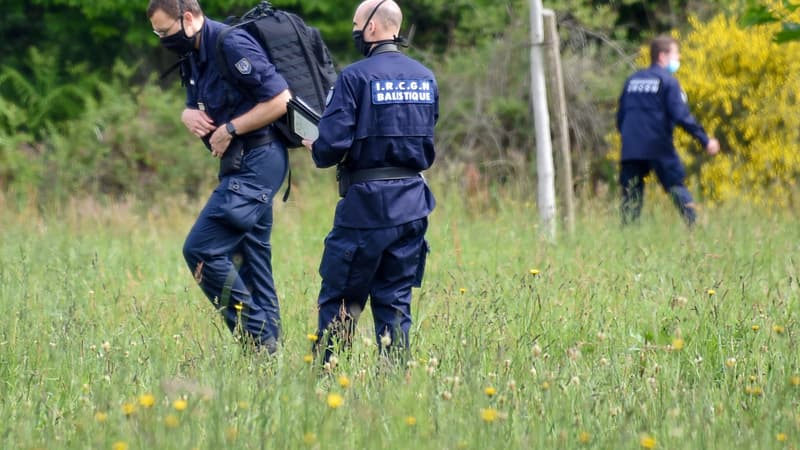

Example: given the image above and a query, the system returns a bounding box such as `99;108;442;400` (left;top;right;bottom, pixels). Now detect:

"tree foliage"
741;0;800;42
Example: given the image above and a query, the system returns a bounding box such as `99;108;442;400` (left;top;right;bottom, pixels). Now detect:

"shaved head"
354;0;402;36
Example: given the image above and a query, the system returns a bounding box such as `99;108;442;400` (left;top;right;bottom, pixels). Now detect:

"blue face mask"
667;59;680;74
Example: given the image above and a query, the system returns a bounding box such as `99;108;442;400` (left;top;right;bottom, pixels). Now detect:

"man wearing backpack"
303;0;438;362
147;0;291;353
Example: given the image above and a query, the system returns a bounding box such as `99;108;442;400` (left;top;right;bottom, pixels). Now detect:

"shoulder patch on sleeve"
235;58;252;75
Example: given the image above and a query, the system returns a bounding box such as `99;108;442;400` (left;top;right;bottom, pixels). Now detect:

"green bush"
1;61;215;200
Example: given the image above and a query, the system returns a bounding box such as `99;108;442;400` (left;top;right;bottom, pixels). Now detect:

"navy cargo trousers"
316;217;429;358
182;141;288;351
620;156;696;225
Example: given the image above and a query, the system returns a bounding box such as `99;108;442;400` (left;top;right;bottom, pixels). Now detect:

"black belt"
337;166;420;197
240;132;276;151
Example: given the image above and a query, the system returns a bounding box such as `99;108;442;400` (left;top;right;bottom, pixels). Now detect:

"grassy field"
1;174;798;450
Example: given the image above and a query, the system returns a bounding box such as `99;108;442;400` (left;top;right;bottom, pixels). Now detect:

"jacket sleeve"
311;73;357;168
664;78;709;147
221;30;289;102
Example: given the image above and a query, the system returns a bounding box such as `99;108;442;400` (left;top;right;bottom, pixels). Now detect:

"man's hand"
301;139;314;150
209;126;233;158
181;108;216;138
706;138;720;156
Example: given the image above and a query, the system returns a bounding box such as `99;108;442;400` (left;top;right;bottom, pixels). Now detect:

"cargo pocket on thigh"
319;236;358;292
412;240;430;288
217;177;272;231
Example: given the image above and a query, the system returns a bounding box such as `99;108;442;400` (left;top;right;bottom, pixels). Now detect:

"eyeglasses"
153;18;179;38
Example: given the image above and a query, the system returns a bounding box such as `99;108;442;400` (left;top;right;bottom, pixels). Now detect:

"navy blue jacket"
617;65;708;161
312;48;438;229
182;18;288;147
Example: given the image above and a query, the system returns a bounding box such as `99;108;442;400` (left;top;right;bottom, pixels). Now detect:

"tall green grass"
1;174;798;449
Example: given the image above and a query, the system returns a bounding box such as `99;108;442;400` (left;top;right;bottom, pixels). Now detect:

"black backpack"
216;1;337;148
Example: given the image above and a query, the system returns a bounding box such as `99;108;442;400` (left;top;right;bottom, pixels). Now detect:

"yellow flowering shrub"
678;13;800;207
609;8;800;207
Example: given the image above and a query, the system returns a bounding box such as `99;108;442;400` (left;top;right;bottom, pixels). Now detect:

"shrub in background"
677;13;800;207
1;60;215;201
605;10;800;208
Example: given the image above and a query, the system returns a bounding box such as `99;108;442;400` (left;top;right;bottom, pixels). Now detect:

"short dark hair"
147;0;202;19
650;35;677;65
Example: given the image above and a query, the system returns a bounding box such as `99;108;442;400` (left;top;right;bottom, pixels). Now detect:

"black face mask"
352;30;371;57
160;19;198;55
352;0;389;57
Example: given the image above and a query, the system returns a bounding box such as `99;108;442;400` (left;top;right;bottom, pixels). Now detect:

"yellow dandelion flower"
327;393;344;409
706;289;715;296
529;269;540;276
725;358;736;368
751;324;760;332
640;434;657;449
307;333;318;342
225;426;238;442
138;393;156;408
121;402;137;416
338;375;351;388
237;400;250;410
164;414;180;428
303;432;317;445
790;375;800;386
745;385;763;396
94;411;108;423
772;324;785;334
480;407;498;423
459;287;466;294
303;354;314;363
484;387;497;397
579;431;591;444
671;338;685;351
112;442;128;450
776;433;787;442
541;381;550;390
234;303;244;311
405;416;417;426
172;399;188;411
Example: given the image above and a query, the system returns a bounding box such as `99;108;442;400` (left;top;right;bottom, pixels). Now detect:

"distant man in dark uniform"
303;0;437;361
617;35;720;225
147;0;292;353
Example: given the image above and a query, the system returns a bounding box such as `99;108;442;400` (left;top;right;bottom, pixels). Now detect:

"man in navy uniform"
617;35;720;225
147;0;292;353
303;0;437;361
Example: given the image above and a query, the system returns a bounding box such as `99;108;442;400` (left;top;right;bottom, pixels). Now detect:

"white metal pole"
530;0;556;240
